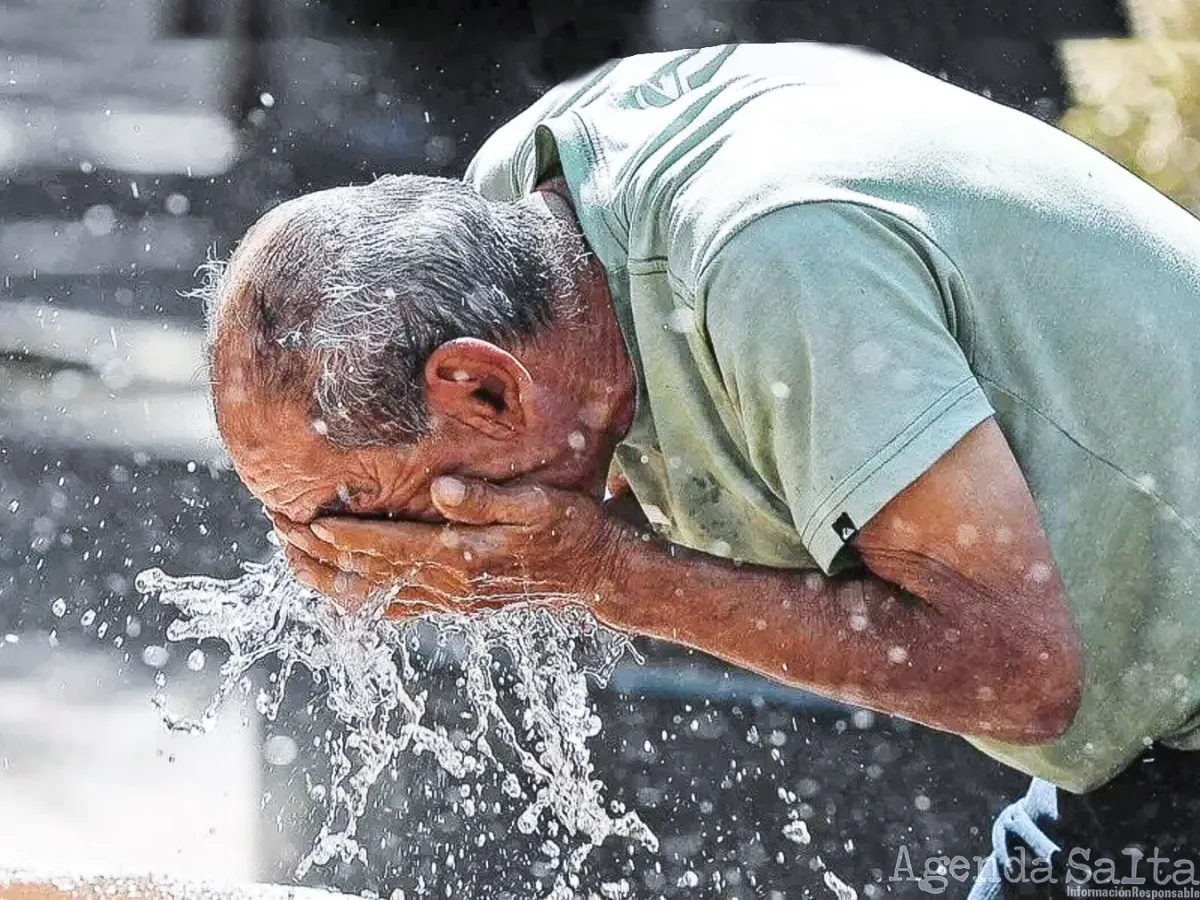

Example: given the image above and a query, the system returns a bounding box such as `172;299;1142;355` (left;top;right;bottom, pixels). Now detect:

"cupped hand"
274;476;636;620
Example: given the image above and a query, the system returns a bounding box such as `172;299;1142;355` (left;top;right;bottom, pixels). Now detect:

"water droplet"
665;308;694;333
263;734;299;766
823;870;858;900
851;709;875;729
783;820;811;845
142;645;169;668
165;193;190;216
1027;561;1053;584
82;204;116;237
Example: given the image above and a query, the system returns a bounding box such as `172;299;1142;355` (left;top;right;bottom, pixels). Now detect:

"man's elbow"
1020;650;1083;743
990;635;1083;745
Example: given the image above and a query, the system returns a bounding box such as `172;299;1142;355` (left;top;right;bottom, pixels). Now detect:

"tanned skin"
213;180;1083;747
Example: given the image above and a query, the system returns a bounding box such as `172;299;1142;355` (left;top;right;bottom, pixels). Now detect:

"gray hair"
203;175;564;445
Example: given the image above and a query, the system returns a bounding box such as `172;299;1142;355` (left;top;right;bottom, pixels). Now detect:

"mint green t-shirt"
465;42;1200;793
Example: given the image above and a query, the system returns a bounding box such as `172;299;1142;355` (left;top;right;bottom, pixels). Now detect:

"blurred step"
0;105;238;178
0;38;234;112
0;301;204;384
0;302;219;462
0;0;161;50
0;359;220;465
0;0;242;178
2;274;207;324
0;168;211;222
0;214;216;279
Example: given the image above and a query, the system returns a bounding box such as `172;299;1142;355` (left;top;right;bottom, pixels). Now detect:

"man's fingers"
283;544;374;611
308;517;445;564
285;543;468;619
302;514;522;585
280;522;341;566
430;476;553;526
287;518;484;590
281;522;408;582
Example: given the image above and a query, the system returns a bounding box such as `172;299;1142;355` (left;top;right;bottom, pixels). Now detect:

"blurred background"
0;0;1190;897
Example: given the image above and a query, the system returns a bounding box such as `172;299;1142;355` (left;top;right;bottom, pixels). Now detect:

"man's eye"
315;498;349;517
316;484;359;517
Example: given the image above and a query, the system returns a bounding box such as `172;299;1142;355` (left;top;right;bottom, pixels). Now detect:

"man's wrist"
587;525;674;633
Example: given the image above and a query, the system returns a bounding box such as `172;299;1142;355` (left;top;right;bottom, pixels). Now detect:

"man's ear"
424;338;534;440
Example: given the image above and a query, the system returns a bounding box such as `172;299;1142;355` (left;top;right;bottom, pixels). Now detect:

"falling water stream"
134;553;658;899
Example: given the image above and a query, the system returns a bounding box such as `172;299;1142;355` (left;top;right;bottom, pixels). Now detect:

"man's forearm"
593;537;1072;743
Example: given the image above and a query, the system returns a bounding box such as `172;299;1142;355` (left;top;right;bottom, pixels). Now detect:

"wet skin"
211;185;1083;745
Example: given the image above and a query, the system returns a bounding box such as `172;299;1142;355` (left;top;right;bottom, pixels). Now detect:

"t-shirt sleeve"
698;201;994;574
464;120;527;201
465;84;577;201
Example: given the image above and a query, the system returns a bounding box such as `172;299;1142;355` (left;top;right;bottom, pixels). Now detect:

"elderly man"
208;42;1200;895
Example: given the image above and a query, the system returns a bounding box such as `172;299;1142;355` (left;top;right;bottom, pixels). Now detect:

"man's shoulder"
464;43;922;200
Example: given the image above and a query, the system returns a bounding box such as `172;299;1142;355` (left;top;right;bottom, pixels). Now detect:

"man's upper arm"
699;201;995;574
698;201;1081;728
852;416;1082;733
852;416;1075;634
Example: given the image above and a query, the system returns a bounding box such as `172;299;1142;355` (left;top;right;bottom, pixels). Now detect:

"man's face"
219;399;445;525
210;184;637;528
218;387;620;529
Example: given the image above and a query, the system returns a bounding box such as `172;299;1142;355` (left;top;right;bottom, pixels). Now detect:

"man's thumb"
431;476;468;509
431;476;548;525
431;475;496;524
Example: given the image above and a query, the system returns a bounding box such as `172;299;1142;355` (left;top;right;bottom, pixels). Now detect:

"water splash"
783;819;812;845
134;554;657;894
823;871;858;900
